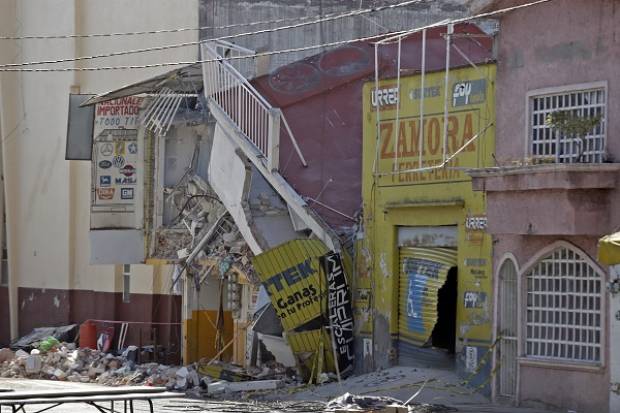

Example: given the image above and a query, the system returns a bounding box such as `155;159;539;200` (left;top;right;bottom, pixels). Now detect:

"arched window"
525;246;603;363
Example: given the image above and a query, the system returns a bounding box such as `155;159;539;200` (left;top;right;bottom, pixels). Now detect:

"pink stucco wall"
493;235;609;413
494;0;620;163
488;1;619;411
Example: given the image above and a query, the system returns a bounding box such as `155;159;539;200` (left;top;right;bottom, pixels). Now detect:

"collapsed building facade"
64;0;487;378
5;1;620;411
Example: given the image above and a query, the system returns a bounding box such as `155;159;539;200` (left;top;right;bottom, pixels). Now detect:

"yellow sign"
252;239;329;331
287;328;336;377
367;65;495;186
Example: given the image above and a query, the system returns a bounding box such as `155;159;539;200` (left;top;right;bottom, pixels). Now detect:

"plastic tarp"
598;231;620;265
11;325;78;351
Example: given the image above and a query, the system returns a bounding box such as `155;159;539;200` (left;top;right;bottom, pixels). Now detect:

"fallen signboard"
321;251;355;377
252;241;355;382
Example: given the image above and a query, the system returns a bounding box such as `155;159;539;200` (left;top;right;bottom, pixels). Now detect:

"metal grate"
526;248;603;363
530;87;606;163
142;88;196;137
498;259;518;397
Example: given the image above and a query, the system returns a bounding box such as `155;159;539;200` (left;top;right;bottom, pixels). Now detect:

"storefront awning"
598;231;620;265
80;63;203;107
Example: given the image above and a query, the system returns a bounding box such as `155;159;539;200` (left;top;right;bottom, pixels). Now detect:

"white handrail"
201;40;307;171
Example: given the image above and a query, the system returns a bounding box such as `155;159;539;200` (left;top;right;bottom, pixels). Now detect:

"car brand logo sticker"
127;142;138;154
97;187;115;200
100;143;114;156
98;160;112;169
112;155;125;168
99;175;111;186
120;188;134;200
120;164;135;177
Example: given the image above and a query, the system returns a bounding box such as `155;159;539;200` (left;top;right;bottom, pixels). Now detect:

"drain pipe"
0;0;19;341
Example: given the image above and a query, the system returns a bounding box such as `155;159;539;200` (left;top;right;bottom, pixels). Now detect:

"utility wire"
378;0;552;43
0;32;392;72
0;0;428;68
0;0;554;72
0;0;414;40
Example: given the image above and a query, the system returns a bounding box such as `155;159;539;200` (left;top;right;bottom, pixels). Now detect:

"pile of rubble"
0;343;298;399
0;345;201;390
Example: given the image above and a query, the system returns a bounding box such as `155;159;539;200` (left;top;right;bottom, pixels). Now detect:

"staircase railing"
201;41;281;171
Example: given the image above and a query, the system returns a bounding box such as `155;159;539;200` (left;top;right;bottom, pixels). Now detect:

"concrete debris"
24;355;42;374
0;345;301;400
207;379;282;395
326;393;404;411
0;348;15;363
0;345;199;390
154;229;193;259
325;393;457;413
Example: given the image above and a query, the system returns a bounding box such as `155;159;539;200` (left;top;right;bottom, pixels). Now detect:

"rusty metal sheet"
398;247;457;346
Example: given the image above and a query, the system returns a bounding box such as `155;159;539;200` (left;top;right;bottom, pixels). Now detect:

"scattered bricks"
53;368;67;380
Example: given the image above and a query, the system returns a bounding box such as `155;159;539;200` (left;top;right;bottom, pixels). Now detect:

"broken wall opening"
430;266;457;354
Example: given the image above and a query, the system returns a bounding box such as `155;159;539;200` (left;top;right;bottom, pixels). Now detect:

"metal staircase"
200;40;338;251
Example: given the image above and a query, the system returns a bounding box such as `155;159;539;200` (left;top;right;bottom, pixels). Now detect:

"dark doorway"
431;267;457;353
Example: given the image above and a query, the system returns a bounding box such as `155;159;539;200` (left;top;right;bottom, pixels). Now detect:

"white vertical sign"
92;97;143;211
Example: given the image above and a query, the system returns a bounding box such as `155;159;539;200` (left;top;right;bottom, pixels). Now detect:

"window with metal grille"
529;85;606;163
526;247;603;363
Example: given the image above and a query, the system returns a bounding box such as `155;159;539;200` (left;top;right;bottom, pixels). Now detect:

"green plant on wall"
545;111;603;162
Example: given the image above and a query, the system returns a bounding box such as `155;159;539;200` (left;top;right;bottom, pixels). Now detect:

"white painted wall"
0;0;197;336
209;124;263;254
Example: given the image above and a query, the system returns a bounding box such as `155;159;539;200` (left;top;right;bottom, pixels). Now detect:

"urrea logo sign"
371;86;399;108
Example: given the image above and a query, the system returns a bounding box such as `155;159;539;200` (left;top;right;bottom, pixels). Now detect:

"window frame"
524;81;608;164
519;242;607;368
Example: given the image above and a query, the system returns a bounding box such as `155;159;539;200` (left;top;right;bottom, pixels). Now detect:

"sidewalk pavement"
0;366;558;413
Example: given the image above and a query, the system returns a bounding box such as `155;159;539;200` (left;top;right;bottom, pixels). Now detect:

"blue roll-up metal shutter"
398;247;457;363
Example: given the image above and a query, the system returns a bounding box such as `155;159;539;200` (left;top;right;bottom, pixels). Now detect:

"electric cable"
0;0;429;68
0;0;417;40
0;0;554;72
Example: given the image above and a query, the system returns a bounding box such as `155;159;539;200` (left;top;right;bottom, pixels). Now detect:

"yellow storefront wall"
361;64;496;365
184;310;234;364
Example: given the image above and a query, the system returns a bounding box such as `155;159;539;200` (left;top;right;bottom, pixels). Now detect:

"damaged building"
61;0;487;379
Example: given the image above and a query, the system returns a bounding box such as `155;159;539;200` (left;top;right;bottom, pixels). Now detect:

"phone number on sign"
95;116;138;128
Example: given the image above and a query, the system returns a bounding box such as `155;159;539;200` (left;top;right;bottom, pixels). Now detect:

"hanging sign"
92;97;142;210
